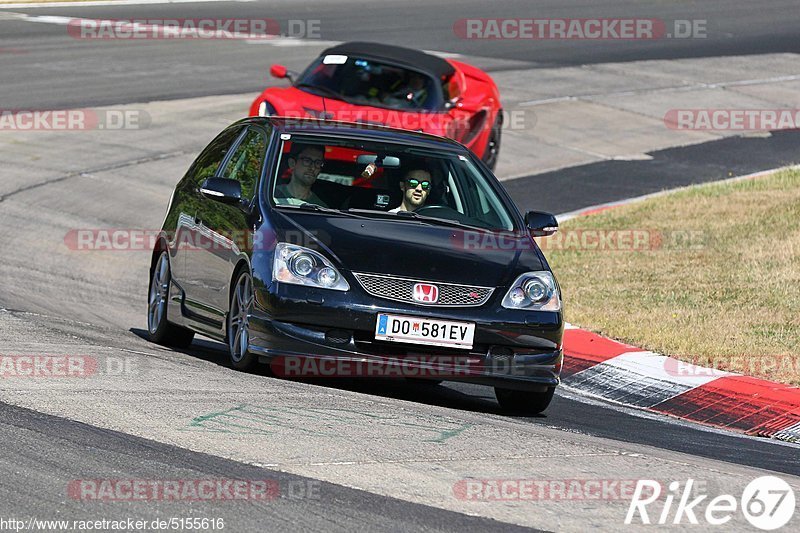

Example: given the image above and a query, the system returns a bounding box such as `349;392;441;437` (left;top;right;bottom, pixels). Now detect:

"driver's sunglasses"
298;156;325;168
406;179;431;190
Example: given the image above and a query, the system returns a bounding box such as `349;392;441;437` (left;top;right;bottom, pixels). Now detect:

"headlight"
273;243;350;291
501;271;560;311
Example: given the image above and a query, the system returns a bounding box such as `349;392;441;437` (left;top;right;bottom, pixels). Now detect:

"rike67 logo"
626;477;795;529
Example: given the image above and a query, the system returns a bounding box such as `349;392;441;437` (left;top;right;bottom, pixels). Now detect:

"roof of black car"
320;41;456;80
252;116;464;150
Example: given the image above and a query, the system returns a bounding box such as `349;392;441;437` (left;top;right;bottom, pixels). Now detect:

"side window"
188;126;243;185
220;127;267;200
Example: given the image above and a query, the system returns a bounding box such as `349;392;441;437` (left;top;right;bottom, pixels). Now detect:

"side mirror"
270;64;288;79
525;211;558;237
200;178;242;206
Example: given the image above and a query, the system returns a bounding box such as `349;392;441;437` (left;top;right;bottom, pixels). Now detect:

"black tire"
482;113;502;172
228;269;259;371
147;252;195;348
495;386;555;415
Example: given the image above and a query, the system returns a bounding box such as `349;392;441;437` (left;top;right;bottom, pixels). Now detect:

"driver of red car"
383;72;428;108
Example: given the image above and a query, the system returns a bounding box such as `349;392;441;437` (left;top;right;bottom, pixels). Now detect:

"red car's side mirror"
270;65;288;79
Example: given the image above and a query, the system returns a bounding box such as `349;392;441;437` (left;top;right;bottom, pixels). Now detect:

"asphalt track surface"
1;0;800;530
1;0;800;108
0;400;534;532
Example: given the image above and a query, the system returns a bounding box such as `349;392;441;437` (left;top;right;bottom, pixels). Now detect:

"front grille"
353;272;494;307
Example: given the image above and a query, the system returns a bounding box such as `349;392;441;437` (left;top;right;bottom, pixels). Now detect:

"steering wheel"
413;204;450;214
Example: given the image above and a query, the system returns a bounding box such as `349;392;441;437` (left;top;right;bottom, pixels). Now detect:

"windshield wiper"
279;203;368;218
347;208;481;231
295;82;348;102
395;210;477;230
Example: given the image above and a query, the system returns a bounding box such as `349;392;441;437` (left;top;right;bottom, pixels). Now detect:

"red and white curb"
554;165;800;443
560;326;800;443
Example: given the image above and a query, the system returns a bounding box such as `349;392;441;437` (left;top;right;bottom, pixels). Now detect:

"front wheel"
147;252;195;348
495;386;555;415
482;114;502;172
228;270;258;371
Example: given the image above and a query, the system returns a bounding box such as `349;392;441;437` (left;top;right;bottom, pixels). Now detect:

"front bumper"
248;281;563;391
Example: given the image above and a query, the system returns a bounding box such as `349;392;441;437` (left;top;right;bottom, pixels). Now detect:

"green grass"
543;169;800;384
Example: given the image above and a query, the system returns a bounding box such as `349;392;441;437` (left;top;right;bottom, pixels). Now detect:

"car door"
185;125;270;330
175;125;244;323
169;125;244;292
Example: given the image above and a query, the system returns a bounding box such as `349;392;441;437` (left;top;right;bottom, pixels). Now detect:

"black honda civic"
147;117;563;414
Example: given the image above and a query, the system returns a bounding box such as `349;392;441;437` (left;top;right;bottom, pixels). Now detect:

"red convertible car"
248;42;503;170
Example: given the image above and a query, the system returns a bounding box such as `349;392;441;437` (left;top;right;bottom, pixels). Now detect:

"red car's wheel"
482;114;502;172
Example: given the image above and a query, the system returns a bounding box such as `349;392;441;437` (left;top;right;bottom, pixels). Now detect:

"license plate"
374;314;475;349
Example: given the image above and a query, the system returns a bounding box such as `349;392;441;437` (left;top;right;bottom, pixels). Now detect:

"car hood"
268;211;545;288
263;87;450;135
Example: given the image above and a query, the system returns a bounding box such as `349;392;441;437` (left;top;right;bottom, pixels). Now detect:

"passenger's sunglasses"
297;156;325;168
405;179;431;190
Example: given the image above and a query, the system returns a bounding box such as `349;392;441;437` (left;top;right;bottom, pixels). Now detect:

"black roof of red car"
320;41;456;80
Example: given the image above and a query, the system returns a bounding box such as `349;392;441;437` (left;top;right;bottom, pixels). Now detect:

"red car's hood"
256;87;450;135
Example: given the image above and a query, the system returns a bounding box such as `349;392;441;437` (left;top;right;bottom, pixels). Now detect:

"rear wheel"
147;252;194;348
482;113;502;171
495;386;555;415
228;270;258;371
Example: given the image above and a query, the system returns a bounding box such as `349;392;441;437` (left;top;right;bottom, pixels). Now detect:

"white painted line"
563;350;734;408
2;13;459;57
245;37;340;48
606;351;734;388
9;13;285;40
0;0;250;8
564;359;695;408
611;154;653;161
555;163;800;222
774;421;800;443
518;95;577;107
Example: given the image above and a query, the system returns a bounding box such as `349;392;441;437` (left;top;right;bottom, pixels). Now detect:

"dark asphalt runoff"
507;130;800;215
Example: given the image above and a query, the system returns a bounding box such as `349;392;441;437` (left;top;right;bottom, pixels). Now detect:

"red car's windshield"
296;55;444;112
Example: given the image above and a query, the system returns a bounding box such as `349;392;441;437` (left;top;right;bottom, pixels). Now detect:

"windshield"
296;55;443;112
269;135;516;231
